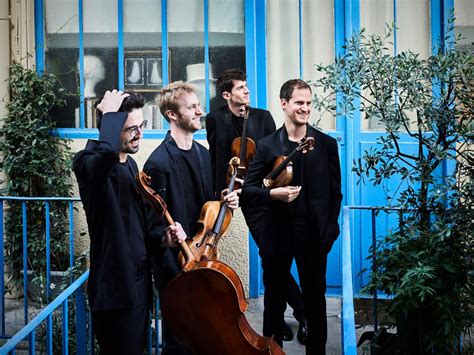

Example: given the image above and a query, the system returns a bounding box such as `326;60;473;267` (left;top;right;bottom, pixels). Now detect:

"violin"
178;156;240;266
227;106;256;189
263;136;315;189
136;172;197;270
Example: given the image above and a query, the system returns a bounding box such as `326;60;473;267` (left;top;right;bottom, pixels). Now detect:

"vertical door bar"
78;0;85;128
118;0;124;90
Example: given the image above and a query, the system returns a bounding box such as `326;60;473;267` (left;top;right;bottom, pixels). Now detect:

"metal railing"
341;206;357;354
0;196;163;354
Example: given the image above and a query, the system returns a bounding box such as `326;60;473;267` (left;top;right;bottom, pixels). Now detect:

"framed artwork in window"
124;50;164;91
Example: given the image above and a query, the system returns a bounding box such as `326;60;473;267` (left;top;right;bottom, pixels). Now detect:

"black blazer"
206;106;276;196
143;132;214;255
73;112;151;311
242;125;343;256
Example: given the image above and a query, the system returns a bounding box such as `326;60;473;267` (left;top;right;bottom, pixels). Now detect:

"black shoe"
282;321;294;341
297;319;308;345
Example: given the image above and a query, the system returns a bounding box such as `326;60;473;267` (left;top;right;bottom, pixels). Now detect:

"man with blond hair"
144;81;239;354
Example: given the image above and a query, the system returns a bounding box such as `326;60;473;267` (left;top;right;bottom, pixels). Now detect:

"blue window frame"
36;0;247;139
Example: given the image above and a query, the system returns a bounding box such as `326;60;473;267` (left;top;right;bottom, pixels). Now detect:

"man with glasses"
74;90;186;354
144;81;239;354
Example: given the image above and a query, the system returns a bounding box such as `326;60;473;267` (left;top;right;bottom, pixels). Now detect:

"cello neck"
213;159;238;235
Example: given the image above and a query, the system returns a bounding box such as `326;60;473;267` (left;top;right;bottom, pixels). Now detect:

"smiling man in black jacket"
242;79;343;354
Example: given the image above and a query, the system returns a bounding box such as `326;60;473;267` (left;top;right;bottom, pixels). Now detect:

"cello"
263;136;315;188
227;105;256;190
177;156;240;266
136;172;285;355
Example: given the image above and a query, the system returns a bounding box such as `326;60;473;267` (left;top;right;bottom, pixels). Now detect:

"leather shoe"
297;319;308;345
282;321;294;341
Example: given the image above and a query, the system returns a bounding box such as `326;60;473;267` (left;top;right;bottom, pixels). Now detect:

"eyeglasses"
122;120;147;137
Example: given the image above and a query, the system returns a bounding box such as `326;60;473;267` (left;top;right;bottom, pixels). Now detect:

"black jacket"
242;124;343;255
205;106;276;196
143;132;214;256
73;112;152;311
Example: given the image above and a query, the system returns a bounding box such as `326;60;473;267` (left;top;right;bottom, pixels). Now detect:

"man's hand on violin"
221;189;239;211
234;178;244;195
269;186;301;203
163;222;187;247
96;89;129;114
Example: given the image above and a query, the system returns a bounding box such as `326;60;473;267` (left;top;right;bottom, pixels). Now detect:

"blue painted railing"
1;271;90;355
0;196;164;354
0;196;90;354
341;206;357;354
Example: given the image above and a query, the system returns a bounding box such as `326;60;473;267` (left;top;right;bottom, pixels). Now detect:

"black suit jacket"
143;132;214;257
73;112;151;311
242;125;343;256
205;106;276;196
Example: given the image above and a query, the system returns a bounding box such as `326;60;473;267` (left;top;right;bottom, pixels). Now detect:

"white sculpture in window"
186;63;216;114
80;55;105;98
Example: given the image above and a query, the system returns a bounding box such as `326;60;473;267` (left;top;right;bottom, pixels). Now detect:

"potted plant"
312;21;473;353
0;62;74;299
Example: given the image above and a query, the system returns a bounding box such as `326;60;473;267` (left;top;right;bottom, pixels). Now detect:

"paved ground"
246;296;343;355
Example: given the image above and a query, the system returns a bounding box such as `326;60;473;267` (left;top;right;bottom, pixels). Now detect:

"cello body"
177;200;232;266
161;259;285;355
136;171;285;354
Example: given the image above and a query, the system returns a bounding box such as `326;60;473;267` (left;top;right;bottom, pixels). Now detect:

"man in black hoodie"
73;90;185;354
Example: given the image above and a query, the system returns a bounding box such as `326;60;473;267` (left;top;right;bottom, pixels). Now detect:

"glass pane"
455;0;474;52
397;0;431;58
360;0;394;39
44;0;80;128
124;0;163;129
302;0;335;130
209;0;246;113
360;0;395;131
267;0;300;127
82;0;118;128
168;0;205;116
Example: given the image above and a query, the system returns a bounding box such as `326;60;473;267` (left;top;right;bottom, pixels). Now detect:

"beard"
177;116;201;133
121;136;140;154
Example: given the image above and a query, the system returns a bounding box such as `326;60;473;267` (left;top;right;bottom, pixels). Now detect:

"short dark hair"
95;91;146;129
279;79;312;102
217;68;246;95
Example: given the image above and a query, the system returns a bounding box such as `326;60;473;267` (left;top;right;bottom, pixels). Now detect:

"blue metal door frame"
33;0;455;297
246;0;455;297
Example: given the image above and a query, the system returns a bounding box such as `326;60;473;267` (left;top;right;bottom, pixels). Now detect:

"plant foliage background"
0;63;74;291
312;22;473;353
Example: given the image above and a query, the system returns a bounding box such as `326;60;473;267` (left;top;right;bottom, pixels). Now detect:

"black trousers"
261;218;328;355
151;249;192;355
92;269;150;355
246;208;306;323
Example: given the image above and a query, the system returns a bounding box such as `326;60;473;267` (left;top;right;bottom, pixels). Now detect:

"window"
266;0;336;130
42;0;245;132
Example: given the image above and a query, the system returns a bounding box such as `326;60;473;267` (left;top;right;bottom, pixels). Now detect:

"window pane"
360;0;431;131
397;0;431;57
44;0;79;128
209;0;246;113
168;0;205;115
267;0;300;127
360;0;394;39
455;0;474;52
124;0;163;129
302;0;335;130
360;0;395;131
82;0;118;129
